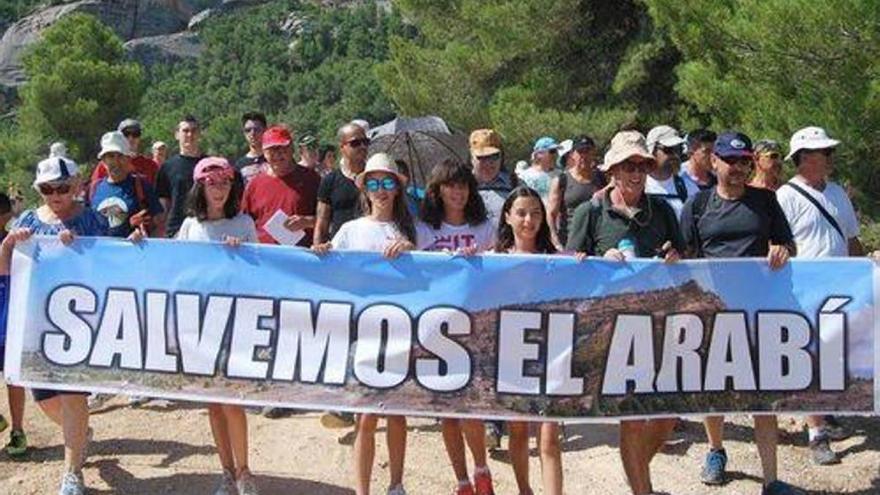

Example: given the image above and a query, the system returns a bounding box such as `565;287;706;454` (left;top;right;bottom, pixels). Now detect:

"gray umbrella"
368;116;469;190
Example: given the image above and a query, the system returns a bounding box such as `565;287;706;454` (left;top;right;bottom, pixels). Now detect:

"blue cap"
714;131;753;159
533;136;560;153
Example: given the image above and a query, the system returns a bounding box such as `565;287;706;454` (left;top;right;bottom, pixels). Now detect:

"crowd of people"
0;112;875;495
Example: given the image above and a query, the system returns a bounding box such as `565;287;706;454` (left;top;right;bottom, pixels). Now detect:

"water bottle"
617;237;637;260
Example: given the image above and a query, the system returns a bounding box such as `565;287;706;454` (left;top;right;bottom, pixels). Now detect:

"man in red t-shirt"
241;125;321;246
90;118;159;194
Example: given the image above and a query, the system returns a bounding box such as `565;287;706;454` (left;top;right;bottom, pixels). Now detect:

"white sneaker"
387;485;407;495
237;472;260;495
213;469;238;495
127;395;150;407
58;472;85;495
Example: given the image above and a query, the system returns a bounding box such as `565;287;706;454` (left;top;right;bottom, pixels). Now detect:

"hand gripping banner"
4;237;878;421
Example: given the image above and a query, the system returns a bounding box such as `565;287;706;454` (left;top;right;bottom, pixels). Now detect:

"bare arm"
547;176;563;249
849;237;865;257
313;201;332;244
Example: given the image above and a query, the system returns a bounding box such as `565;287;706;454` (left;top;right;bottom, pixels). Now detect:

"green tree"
645;0;880;213
19;13;144;162
378;0;682;159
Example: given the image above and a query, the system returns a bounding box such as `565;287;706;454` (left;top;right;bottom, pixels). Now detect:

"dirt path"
0;395;878;494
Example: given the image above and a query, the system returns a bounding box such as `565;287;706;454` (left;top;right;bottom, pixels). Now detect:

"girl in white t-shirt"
176;157;260;495
312;153;415;495
417;159;496;495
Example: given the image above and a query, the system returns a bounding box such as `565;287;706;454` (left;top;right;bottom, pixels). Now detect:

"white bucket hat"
356;152;408;189
785;126;840;160
600;131;656;172
98;131;133;159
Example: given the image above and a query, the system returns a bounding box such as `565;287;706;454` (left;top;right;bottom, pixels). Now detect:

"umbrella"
368;116;469;190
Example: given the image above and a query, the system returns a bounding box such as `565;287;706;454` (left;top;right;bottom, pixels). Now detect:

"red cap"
262;126;293;148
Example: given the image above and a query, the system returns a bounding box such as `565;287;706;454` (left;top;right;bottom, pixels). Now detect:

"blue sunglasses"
365;177;398;192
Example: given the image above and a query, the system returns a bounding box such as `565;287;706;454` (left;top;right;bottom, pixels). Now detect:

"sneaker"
454;483;475;495
823;416;850;441
87;394;112;411
387;485;407;495
213;469;238;495
473;471;495;495
0;414;8;433
809;436;840;465
485;421;503;451
127;395;150;407
237;471;260;495
762;480;805;495
700;448;727;485
58;472;85;495
320;411;355;429
261;406;292;419
5;429;28;457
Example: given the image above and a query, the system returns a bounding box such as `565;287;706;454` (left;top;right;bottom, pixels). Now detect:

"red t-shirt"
241;165;321;246
90;155;159;190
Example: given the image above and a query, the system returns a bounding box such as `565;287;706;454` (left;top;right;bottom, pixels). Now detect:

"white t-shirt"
776;176;859;258
517;167;559;202
176;213;259;243
416;220;496;252
645;175;690;219
331;217;406;251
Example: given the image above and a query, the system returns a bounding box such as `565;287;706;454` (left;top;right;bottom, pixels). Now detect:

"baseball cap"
754;139;781;155
298;134;318;149
34;156;78;186
262;126;293;148
193;156;234;182
533;136;560;153
469;129;502;157
117;118;142;133
356;153;407;189
49;141;67;158
646;125;685;153
714;131;753;159
97;131;133;159
600;131;655;172
560;135;596;158
785;126;839;160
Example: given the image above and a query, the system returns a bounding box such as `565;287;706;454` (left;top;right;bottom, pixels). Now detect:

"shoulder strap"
782;182;845;240
689;189;712;257
673;174;689;202
557;171;568;212
586;195;603;254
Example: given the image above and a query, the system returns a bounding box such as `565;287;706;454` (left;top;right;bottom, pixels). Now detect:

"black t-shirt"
680;186;793;258
317;169;361;237
156;154;205;238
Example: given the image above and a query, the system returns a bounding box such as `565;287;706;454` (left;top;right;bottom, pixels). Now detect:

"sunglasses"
122;129;141;138
243;126;264;134
806;148;834;157
716;155;754;168
38;183;72;195
198;168;235;185
760;152;781;160
345;138;371;148
477;152;501;162
365;177;398;192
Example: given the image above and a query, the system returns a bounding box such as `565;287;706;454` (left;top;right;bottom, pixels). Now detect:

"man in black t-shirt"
235;111;268;185
156;115;207;238
313;122;368;243
680;131;799;495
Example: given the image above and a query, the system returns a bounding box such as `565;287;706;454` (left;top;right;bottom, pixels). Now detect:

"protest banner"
4;236;877;421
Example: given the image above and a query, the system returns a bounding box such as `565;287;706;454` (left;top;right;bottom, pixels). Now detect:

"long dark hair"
185;178;243;221
421;158;487;229
494;186;556;254
360;174;417;243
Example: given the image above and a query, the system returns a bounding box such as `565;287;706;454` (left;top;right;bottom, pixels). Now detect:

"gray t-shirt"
176;213;259;243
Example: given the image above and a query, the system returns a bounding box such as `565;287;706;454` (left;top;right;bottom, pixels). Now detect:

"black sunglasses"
122;129;142;138
345;138;370;148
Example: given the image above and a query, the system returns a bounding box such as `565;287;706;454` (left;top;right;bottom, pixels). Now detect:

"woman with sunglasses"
0;156;114;495
749;140;784;191
566;131;683;495
312;153;415;495
176;157;260;495
494;186;575;495
417;159;495;495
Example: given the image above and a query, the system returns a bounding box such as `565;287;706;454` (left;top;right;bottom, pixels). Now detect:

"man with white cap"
776;126;862;465
567;130;683;495
644;125;690;219
90;131;164;239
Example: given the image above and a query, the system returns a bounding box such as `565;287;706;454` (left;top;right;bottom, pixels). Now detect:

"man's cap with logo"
34;156;79;186
786;126;839;160
117;118;142;133
262;125;293;148
98;131;133;159
600;130;656;172
646;125;685;153
469;129;502;157
714;131;753;159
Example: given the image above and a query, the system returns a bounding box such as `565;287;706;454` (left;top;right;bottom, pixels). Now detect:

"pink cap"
193;156;234;182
